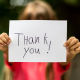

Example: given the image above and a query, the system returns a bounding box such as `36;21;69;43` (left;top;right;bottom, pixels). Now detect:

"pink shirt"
4;54;70;80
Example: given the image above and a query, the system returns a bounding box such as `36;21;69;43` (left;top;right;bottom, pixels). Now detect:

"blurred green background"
0;0;80;80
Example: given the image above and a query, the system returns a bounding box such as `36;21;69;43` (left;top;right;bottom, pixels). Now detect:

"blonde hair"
18;0;57;20
18;1;57;80
1;65;13;80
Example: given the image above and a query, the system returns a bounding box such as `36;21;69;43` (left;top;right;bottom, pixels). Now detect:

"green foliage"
0;50;4;77
64;0;80;6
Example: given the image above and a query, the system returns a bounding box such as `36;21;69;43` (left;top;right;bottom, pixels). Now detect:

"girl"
0;1;80;80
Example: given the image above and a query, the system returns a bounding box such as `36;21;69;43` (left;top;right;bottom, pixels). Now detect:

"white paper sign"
9;20;67;62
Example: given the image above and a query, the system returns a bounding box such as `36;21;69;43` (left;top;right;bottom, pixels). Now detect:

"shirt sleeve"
56;62;71;75
3;53;20;72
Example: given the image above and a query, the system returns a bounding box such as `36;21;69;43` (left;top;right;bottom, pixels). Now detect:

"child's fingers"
70;50;79;55
75;47;80;53
64;37;75;47
75;47;80;51
70;42;80;50
68;38;79;48
0;33;8;45
0;37;7;45
2;33;9;40
0;39;4;46
2;33;11;43
0;44;4;47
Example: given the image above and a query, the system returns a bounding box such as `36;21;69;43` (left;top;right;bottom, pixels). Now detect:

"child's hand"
64;37;80;55
0;33;11;53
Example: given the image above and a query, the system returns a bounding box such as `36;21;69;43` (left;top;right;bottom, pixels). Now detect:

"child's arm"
60;37;80;66
0;33;12;64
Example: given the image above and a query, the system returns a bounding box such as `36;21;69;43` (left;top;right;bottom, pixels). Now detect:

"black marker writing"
14;33;23;46
23;47;29;58
15;33;40;46
48;41;51;51
47;41;51;53
23;47;40;58
24;36;28;45
35;48;40;54
35;37;39;44
29;48;34;54
24;35;40;45
44;33;48;45
14;33;52;57
24;36;34;45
